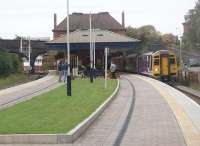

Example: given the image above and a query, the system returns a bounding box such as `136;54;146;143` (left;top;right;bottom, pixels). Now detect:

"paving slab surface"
0;75;192;146
120;75;186;146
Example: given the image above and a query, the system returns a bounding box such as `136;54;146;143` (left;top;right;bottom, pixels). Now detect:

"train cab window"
154;56;159;59
154;59;159;65
170;58;176;64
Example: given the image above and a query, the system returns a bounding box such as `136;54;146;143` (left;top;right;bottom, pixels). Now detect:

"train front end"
152;50;177;81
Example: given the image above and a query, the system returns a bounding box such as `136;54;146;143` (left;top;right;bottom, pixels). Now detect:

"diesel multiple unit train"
112;50;178;81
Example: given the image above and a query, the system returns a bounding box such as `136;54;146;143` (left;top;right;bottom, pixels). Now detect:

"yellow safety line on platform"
134;75;200;146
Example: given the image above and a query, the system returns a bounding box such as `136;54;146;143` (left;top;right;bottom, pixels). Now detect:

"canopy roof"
47;29;140;51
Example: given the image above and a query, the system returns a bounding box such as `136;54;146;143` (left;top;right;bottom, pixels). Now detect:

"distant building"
46;11;141;72
34;55;44;74
183;9;194;34
47;29;140;71
52;12;126;39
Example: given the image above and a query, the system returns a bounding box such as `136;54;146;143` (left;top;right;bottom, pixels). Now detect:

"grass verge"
0;78;117;134
0;73;28;90
189;83;200;91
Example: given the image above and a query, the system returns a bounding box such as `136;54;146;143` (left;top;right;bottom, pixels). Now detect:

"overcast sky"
0;0;197;39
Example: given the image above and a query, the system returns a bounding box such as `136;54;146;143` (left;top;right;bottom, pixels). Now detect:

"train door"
161;56;169;76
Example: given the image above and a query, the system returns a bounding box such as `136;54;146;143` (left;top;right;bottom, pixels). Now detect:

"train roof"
139;52;153;57
153;50;175;55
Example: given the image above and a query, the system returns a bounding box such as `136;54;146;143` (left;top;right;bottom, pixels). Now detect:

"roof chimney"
122;11;125;28
54;13;57;29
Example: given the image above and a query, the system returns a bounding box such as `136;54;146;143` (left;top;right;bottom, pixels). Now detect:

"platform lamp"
66;0;72;96
179;35;183;71
89;13;94;83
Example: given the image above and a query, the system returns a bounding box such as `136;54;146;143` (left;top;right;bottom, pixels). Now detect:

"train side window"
154;59;159;65
170;58;175;64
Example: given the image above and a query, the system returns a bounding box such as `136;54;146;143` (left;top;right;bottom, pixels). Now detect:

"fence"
178;70;200;84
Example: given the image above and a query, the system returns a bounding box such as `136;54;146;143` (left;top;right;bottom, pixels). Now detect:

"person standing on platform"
62;61;68;83
57;60;63;82
110;61;117;79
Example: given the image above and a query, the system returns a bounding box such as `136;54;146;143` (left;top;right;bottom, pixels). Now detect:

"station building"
46;12;140;71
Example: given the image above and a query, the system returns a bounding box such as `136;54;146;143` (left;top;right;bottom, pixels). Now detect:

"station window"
154;59;159;65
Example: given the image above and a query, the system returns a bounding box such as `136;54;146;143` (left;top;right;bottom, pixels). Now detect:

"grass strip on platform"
0;73;28;90
0;78;117;134
190;83;200;91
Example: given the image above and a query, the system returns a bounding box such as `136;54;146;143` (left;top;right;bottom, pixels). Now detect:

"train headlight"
155;68;158;72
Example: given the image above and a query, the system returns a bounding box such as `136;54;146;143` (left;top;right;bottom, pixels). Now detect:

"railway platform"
0;74;199;146
175;85;200;104
0;74;61;110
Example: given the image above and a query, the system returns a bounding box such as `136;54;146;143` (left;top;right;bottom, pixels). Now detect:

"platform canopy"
47;29;140;52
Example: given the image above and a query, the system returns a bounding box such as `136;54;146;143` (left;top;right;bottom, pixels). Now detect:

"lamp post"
93;29;96;69
179;36;183;70
89;13;94;83
66;0;71;96
28;36;31;68
93;30;96;79
105;47;108;89
20;37;23;53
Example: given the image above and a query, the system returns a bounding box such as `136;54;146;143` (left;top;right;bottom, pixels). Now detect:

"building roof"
49;29;139;44
47;29;140;50
53;12;125;31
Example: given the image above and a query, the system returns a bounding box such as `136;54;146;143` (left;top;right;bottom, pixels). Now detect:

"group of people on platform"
57;59;117;82
57;60;68;83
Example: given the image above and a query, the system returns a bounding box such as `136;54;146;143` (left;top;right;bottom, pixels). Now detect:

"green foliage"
0;79;117;134
161;33;177;47
0;49;22;77
126;26;138;38
183;0;200;51
43;62;51;71
126;25;180;52
181;79;190;86
190;83;200;91
126;25;161;42
0;73;28;90
126;25;162;52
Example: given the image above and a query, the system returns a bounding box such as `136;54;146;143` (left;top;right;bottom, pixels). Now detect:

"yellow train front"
152;50;177;81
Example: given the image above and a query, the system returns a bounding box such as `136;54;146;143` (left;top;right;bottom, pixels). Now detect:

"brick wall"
183;22;191;34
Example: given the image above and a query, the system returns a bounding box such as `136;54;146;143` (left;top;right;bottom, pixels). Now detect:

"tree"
183;0;200;51
161;33;177;47
126;25;162;52
126;26;138;38
0;49;22;77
